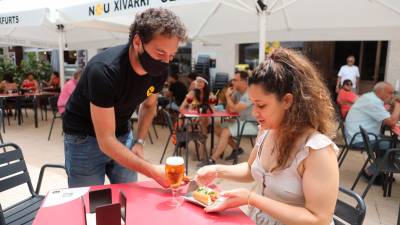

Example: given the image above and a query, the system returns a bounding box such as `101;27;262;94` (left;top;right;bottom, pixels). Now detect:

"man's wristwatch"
134;138;145;146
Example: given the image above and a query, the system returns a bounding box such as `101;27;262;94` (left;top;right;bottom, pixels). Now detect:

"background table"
180;109;239;155
33;181;255;225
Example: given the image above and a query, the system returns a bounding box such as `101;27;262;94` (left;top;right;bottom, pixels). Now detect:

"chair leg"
185;136;189;175
388;172;393;197
362;171;380;198
159;134;172;164
194;141;200;161
382;173;388;197
153;124;158;138
148;132;154;144
337;146;346;161
173;143;179;156
48;118;55;141
2;111;5;134
338;147;350;167
250;138;254;147
351;158;370;191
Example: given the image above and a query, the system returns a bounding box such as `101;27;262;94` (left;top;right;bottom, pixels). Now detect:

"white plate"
183;191;209;207
183;192;227;208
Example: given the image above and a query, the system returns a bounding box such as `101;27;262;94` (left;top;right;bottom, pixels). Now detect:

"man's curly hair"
128;8;187;45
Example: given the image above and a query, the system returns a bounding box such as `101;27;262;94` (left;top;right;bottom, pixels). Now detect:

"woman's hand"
195;165;218;186
225;87;234;97
204;188;249;213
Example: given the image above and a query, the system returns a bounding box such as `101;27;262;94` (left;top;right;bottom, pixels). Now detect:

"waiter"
62;8;187;188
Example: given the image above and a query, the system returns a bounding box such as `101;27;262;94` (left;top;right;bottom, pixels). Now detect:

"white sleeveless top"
249;130;338;225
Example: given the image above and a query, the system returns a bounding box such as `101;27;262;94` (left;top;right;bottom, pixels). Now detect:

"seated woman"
21;72;39;93
179;75;210;159
336;79;358;118
196;48;339;225
0;72;17;94
217;79;234;107
43;71;60;91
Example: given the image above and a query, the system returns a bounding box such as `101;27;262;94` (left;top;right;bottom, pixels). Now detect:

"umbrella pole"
258;10;267;64
58;24;65;89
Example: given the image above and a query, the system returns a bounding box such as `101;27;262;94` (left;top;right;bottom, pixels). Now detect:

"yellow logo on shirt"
146;86;155;97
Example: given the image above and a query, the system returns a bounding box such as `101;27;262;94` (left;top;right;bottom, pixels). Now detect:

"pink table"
180;109;239;155
32;181;254;225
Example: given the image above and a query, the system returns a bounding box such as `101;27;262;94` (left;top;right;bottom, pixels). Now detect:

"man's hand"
150;164;170;188
131;144;144;158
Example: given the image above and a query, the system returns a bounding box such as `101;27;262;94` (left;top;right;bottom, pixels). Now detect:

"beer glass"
165;156;185;206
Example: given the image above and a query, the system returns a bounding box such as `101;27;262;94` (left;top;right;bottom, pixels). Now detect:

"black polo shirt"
62;44;166;136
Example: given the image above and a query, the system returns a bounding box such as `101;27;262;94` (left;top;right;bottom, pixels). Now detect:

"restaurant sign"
60;0;208;22
0;8;47;28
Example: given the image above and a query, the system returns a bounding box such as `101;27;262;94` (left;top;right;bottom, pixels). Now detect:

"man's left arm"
135;94;158;157
226;95;247;113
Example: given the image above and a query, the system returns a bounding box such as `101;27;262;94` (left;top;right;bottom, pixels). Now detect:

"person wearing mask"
62;8;187;188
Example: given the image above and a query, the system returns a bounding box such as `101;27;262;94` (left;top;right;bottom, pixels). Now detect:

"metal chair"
0;143;65;225
336;114;366;167
351;126;399;198
334;187;366;225
230;119;258;164
159;109;205;173
47;95;62;141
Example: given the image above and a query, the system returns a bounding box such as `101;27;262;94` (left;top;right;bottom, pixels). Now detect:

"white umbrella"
0;0;130;87
57;0;400;64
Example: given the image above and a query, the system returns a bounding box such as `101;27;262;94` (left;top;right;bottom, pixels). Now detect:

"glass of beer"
165;156;185;206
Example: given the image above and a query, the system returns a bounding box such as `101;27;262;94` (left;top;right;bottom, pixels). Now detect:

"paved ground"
0;111;399;224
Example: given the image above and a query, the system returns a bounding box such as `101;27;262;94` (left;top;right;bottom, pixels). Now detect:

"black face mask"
138;43;169;77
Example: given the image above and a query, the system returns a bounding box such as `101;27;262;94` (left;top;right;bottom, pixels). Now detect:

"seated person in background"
165;73;187;111
57;69;82;114
198;71;257;166
336;79;358;118
43;71;60;91
180;75;210;159
217;79;234;107
0;72;17;94
21;72;39;92
345;82;400;180
187;71;199;91
196;48;339;225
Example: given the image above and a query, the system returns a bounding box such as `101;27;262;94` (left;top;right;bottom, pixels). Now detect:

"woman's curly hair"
249;48;336;170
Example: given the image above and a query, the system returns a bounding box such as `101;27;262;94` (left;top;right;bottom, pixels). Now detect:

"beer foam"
166;156;184;165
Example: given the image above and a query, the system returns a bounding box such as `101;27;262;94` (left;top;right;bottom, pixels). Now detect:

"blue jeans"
64;132;138;188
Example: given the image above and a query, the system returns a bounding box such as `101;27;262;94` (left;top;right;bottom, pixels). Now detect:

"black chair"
230;119;258;164
351;126;399;198
47;95;62;141
0;143;65;225
212;72;229;93
334;187;366;225
336;114;365;167
159;109;205;173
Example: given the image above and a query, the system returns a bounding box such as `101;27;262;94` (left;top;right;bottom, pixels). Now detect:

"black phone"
89;188;112;213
